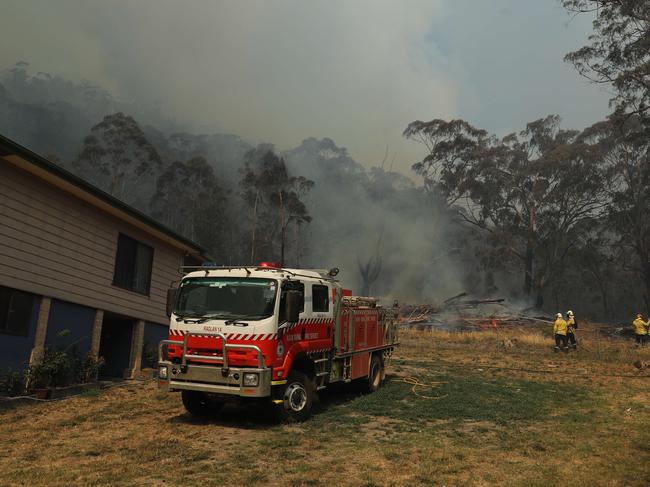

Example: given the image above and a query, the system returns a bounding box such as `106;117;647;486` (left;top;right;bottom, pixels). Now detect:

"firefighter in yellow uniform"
632;314;647;347
553;312;568;352
566;310;577;350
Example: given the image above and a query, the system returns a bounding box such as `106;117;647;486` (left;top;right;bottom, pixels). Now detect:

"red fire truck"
158;263;399;421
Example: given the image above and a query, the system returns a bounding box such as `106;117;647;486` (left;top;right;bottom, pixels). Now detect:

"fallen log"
445;298;505;308
443;292;468;304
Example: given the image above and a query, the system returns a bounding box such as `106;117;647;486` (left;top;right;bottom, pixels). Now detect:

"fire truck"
158;263;399;421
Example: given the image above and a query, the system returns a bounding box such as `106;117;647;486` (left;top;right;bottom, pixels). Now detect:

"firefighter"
566;310;577;350
553;312;568;352
632;313;647;347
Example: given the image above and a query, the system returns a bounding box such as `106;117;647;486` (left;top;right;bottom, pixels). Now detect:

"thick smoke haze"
0;0;609;173
0;1;622;310
283;138;463;303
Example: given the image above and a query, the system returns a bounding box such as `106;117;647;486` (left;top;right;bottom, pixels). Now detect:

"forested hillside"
1;0;648;320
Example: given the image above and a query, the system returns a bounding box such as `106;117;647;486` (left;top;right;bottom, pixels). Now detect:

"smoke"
0;0;456;174
0;0;611;305
283;138;463;303
0;0;609;173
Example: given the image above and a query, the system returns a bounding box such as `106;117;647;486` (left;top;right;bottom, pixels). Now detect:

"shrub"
75;354;105;383
0;369;25;396
26;349;71;389
26;350;104;390
142;342;158;369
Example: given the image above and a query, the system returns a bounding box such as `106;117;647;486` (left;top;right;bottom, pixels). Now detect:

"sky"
0;0;610;175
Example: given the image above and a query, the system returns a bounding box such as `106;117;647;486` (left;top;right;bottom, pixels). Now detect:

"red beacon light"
258;261;282;269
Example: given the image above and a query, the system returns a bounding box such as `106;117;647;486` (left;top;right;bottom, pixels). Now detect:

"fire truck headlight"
243;373;259;387
158;366;168;379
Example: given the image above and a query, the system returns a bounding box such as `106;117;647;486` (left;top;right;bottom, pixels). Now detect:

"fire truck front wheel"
274;371;315;423
181;390;223;416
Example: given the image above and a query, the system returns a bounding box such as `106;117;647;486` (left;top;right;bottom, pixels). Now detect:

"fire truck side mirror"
166;289;178;317
285;290;301;323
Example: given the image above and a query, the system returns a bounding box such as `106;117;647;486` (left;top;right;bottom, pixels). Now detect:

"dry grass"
415;324;650;362
2;328;650;486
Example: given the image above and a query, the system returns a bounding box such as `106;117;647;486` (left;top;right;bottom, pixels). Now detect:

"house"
0;134;205;378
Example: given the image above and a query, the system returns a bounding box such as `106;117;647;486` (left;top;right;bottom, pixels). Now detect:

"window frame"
0;286;34;338
312;284;330;313
112;233;154;296
174;277;278;320
279;280;305;322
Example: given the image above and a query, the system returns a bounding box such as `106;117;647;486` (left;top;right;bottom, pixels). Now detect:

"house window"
113;233;154;295
312;285;329;312
0;286;34;337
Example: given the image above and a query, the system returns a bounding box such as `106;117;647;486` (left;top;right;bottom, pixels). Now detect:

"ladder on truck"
343;356;352;382
312;349;337;391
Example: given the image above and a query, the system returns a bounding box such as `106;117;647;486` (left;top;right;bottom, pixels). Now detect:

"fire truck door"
310;283;332;341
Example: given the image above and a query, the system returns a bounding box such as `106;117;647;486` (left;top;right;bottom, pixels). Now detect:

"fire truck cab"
158;264;399;421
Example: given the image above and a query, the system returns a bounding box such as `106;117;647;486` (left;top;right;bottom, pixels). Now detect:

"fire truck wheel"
364;355;383;393
181;390;223;416
274;371;315;423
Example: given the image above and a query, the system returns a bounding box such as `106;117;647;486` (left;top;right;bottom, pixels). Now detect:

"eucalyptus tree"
240;146;313;265
564;1;650;308
74;113;162;204
563;0;650;120
404;115;607;306
150;156;227;256
579;115;650;307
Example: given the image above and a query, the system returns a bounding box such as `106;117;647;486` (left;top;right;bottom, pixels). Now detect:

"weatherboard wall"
0;159;183;326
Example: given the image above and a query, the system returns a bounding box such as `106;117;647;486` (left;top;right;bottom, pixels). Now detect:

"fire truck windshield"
174;277;278;321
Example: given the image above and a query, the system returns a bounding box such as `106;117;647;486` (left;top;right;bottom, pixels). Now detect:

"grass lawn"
2;326;650;486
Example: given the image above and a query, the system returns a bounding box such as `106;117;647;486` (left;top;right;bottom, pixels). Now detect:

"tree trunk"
109;171;119;197
524;245;534;298
592;268;610;318
524;206;535;300
601;287;610;318
295;222;301;268
594;275;609;318
280;225;286;267
190;198;196;242
279;191;285;266
250;191;259;264
643;261;650;311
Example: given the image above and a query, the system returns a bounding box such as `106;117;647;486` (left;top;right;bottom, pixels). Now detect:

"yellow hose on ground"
401;377;448;399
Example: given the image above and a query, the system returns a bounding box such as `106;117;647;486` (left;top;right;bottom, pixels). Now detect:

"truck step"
317;385;327;391
313;358;329;363
316;371;329;377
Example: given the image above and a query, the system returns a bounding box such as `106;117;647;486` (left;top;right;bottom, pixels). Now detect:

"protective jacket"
554;318;568;336
633;318;648;335
567;316;577;333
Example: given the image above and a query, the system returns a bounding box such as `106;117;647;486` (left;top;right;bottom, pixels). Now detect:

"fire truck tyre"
275;371;315;423
364;355;383;393
181;390;222;416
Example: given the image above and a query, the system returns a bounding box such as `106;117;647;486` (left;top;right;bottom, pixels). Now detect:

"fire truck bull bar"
158;332;271;397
